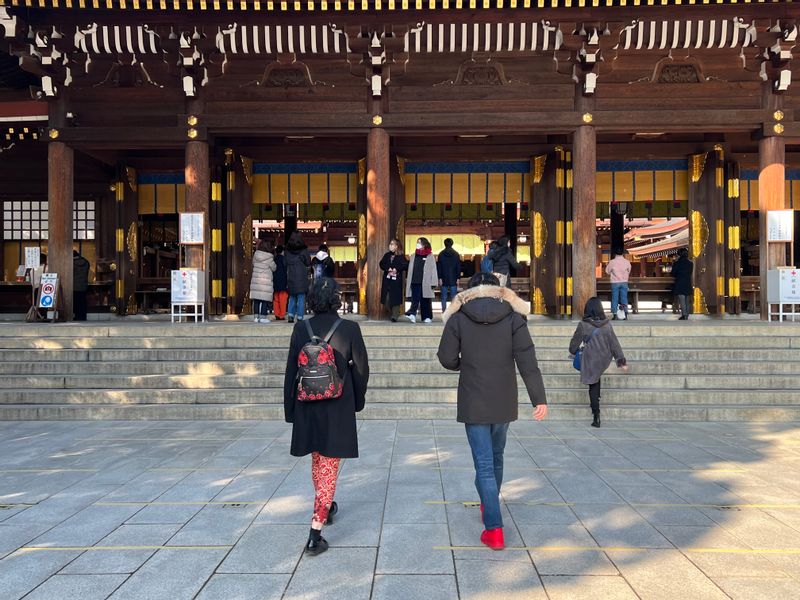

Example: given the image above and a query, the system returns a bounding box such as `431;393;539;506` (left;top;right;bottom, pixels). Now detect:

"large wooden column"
114;166;138;316
390;155;407;250
225;152;253;315
725;160;743;314
759;89;787;319
505;202;518;267
573;101;597;318
366;127;390;319
185;140;210;270
48;141;74;320
688;147;726;314
530;150;572;317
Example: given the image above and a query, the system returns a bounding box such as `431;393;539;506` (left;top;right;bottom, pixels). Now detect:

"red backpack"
296;319;345;402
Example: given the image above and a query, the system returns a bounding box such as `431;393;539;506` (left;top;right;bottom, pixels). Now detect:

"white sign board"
767;210;794;242
179;212;205;245
38;272;58;309
171;269;205;303
767;268;800;303
24;247;40;270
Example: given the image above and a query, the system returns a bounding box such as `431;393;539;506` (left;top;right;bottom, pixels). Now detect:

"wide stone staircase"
0;320;799;421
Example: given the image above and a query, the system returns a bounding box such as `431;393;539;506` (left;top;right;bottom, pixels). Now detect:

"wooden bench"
741;276;760;314
597;279;677;314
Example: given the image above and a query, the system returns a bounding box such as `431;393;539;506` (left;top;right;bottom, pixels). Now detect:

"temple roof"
0;0;789;11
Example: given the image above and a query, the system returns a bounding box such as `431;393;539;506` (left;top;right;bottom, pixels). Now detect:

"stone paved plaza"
2;420;800;600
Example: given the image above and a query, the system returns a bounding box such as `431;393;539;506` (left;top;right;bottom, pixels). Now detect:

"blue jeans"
611;283;628;315
465;423;509;530
287;294;305;320
440;285;458;312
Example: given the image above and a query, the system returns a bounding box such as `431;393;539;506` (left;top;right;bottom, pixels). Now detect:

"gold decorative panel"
693;287;708;315
532;212;547;258
531;287;546;315
241;215;253;259
690;210;708;259
126;222;138;263
689;153;707;183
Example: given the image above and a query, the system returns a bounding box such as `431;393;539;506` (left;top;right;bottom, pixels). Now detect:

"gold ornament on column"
689;153;707;183
693;287;709;315
126;222;138;263
240;156;253;186
396;156;406;186
241;215;253;259
358;158;366;186
690;210;709;259
531;287;546;315
395;214;406;242
532;212;547;258
125;167;138;191
532;155;546;184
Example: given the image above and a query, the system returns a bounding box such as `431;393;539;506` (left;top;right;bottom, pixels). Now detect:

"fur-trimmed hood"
442;285;529;324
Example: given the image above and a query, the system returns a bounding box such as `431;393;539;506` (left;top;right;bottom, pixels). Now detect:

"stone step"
0;402;798;421
0;388;796;405
0;359;799;377
2;321;800;339
0;347;796;363
1;373;797;391
0;334;796;350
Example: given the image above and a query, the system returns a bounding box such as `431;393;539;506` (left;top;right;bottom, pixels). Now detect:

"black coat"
312;256;335;279
672;256;694;296
285;248;311;295
273;255;288;292
437;248;461;286
284;312;370;458
488;246;520;276
73;256;90;292
379;252;408;307
438;285;547;424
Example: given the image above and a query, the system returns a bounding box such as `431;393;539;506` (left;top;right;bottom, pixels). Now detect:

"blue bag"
572;327;599;371
480;256;494;274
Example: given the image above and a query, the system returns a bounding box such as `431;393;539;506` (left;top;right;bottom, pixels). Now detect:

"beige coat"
406;253;438;299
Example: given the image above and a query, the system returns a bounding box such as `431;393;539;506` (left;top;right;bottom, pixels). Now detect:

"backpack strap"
304;319;319;342
323;318;344;344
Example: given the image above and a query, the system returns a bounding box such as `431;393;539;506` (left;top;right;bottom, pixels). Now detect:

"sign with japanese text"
179;212;205;245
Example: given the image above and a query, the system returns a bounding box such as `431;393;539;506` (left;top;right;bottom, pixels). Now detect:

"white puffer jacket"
250;250;277;301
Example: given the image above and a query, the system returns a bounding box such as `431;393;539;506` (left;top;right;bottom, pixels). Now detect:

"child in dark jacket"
568;297;627;428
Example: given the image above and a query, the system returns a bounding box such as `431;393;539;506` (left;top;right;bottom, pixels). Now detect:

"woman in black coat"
283;277;370;556
437;273;548;551
671;247;694;320
379;238;408;322
285;231;311;323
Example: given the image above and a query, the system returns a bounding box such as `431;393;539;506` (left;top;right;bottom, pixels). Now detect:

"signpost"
170;268;205;322
38;272;59;321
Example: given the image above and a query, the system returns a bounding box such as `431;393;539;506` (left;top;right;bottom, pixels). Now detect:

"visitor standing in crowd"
437;238;461;312
405;236;438;324
487;235;519;288
672;247;694;320
249;239;277;324
72;250;90;321
272;245;289;320
312;244;335;281
437;272;548;551
569;297;627;428
380;238;408;322
285;231;311;323
284;277;370;556
606;249;632;320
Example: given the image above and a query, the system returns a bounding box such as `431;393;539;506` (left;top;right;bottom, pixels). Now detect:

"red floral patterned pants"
311;452;341;525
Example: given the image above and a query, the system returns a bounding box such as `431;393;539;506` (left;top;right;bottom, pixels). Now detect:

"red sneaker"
480;527;505;551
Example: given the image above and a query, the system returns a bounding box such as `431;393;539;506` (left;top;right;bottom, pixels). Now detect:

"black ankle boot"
326;501;338;525
592;411;601;428
305;528;329;555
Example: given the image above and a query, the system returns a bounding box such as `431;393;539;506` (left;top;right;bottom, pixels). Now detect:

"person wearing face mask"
380;238;408;322
405;237;438;324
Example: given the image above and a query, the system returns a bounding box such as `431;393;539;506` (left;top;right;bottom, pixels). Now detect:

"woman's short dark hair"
496;235;510;248
417;237;431;250
318;243;329;253
468;272;500;288
306;277;342;314
275;244;284;255
583;296;606;321
677;247;689;258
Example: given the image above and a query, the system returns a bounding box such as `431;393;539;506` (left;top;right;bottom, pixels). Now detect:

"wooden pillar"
225;151;252;315
209;162;224;316
366;128;390;319
504;202;518;265
48;141;74;320
114;166;138;316
610;208;625;256
573;98;597;318
725;160;742;314
759;88;786;319
688;148;726;314
390;154;407;250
